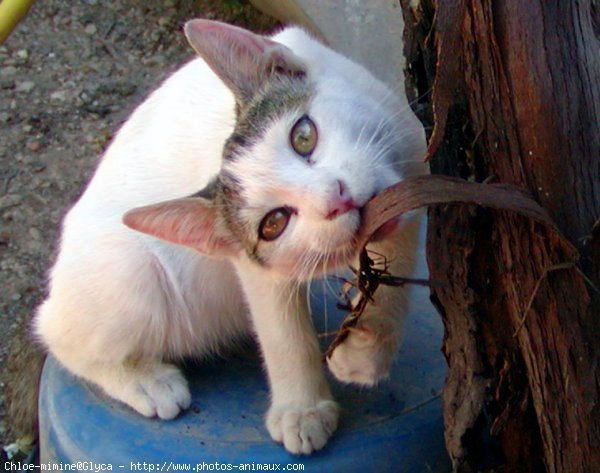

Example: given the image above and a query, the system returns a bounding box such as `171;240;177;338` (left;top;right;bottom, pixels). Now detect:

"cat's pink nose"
326;180;359;220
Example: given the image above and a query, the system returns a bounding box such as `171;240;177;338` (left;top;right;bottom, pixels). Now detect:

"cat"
31;19;427;455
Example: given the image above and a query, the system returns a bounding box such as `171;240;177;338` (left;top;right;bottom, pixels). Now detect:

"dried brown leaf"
325;174;557;361
356;175;555;250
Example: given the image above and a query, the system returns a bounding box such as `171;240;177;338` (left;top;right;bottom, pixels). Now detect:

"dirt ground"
0;0;278;450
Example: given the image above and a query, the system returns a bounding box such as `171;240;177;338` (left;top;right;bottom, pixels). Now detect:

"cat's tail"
3;317;47;441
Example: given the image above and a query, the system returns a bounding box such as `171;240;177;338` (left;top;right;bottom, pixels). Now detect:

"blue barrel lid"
39;256;450;472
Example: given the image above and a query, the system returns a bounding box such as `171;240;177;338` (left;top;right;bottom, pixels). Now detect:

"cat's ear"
184;19;306;103
122;198;239;257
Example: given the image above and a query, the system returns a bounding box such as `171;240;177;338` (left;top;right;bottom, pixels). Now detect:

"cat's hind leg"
36;306;193;419
100;361;191;419
62;351;191;419
34;240;193;419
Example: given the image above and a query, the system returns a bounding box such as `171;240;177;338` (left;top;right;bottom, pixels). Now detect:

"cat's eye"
290;115;318;158
259;207;293;241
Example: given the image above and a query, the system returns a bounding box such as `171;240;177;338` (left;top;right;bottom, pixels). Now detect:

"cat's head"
123;20;425;281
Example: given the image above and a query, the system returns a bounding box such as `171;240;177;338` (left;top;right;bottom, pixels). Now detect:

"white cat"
34;19;427;455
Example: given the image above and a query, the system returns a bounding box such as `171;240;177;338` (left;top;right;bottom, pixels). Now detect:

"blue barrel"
39;250;450;472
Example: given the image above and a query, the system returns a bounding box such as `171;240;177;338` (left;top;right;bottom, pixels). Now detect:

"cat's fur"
32;20;426;454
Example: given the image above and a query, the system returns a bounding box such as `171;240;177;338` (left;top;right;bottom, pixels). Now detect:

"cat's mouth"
308;209;401;279
367;216;401;242
277;203;406;280
356;190;402;243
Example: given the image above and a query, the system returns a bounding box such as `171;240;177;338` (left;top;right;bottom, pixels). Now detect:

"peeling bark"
401;1;600;471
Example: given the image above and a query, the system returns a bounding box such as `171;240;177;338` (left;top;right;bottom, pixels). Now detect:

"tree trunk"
400;1;600;471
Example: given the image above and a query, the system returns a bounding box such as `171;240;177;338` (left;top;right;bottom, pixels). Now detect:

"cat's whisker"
373;88;431;124
320;276;329;337
319;247;338;338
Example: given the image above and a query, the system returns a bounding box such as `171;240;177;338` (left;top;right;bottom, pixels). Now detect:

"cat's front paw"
109;363;192;420
326;326;394;386
266;400;339;455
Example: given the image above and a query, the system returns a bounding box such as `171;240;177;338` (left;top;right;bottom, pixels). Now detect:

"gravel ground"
0;0;278;451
